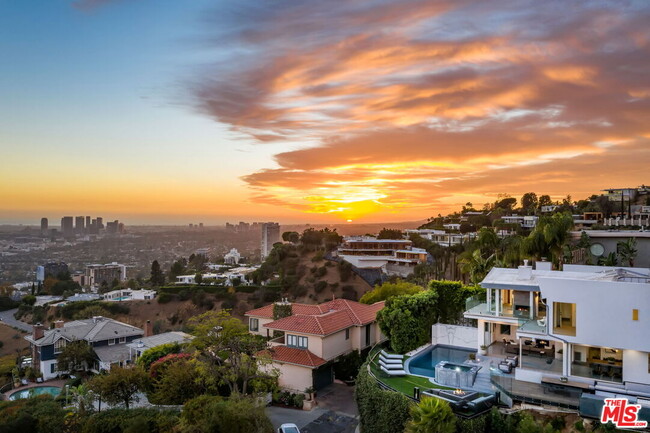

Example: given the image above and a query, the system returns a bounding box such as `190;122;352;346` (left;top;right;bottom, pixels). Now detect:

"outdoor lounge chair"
379;360;404;370
379;355;403;365
380;365;406;376
21;379;29;386
36;377;43;383
380;350;404;360
498;361;512;374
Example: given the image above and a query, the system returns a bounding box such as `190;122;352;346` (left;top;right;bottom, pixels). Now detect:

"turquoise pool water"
113;296;130;301
407;345;476;378
9;386;62;400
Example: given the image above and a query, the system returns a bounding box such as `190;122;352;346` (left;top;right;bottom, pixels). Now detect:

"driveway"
266;406;327;431
315;383;359;417
0;309;32;332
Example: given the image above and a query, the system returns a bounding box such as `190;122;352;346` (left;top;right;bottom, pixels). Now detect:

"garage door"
313;364;333;390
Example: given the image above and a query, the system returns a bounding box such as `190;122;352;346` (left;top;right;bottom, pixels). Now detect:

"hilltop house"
25;317;192;380
245;298;386;391
335;237;428;277
464;263;650;400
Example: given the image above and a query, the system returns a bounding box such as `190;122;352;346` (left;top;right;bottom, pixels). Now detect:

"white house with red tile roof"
246;298;386;391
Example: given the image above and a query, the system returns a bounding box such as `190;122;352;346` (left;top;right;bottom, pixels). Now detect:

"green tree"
521;192;539;215
179;395;273;433
87;366;149;409
188;310;277;395
538;194;553;208
56;339;96;372
376;290;438;353
136;342;182;370
359;280;423;304
377;228;403;239
195;273;203;285
541;212;574;267
282;231;300;243
169;259;187;280
149;357;205;405
406;396;456;433
617;238;637;267
459;249;495;285
150;260;165;286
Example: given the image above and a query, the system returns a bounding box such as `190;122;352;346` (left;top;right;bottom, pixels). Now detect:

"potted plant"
479;345;488;356
304;386;315;401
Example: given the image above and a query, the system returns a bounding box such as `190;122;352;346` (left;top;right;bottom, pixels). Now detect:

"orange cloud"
190;0;650;220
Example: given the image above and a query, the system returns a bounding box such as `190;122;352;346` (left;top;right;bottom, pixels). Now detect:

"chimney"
54;320;64;329
33;323;45;340
517;259;533;280
144;320;153;337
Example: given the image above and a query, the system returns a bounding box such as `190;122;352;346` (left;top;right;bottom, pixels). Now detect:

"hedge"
57;301;129;320
81;408;180;433
356;363;412;433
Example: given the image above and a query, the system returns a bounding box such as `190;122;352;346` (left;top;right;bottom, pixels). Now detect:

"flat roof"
481;266;650;291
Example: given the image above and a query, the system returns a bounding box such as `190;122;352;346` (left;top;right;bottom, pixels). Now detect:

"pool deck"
3;379;66;400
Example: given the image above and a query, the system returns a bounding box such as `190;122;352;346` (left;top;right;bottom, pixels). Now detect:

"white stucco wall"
540;277;650;352
266;363;313;392
321;329;353;360
623;350;650;385
431;324;477;350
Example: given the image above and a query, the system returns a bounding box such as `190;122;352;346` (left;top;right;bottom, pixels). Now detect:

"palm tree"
542;212;574;268
459;249;495;285
617;238;637;267
70;384;94;414
406;397;456;433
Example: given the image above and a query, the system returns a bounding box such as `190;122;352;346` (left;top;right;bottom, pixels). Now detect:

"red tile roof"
246;298;385;336
259;345;326;368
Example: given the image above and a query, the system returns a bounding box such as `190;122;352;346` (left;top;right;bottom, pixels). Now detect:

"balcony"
465;298;531;320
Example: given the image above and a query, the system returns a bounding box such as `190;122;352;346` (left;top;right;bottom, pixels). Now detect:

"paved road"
0;309;33;332
267;406;327;430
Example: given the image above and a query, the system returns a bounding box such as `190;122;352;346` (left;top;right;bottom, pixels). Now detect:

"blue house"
25;316;145;380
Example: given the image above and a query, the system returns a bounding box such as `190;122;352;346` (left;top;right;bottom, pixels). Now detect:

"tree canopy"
359;280;423;304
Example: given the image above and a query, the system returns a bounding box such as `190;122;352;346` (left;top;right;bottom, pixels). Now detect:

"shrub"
314;281;328;293
356;363;411;433
81;408;179;433
334;350;363;381
157;292;173;304
405;396;456;433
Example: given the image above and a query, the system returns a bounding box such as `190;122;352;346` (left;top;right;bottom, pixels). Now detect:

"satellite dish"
590;243;605;257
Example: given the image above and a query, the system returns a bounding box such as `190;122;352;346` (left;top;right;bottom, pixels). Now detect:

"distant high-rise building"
106;220;120;234
40;218;48;235
261;222;281;259
75;216;85;233
96;217;104;229
38;262;69;281
85;262;127;288
61;216;74;237
85;216;91;229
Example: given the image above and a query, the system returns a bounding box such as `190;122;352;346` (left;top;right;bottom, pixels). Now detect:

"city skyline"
1;0;649;225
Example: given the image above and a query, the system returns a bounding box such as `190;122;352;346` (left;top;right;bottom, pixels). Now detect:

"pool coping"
3;379;66;401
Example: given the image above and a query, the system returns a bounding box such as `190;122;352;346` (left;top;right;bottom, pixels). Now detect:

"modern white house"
464;263;650;400
335;237;428;277
101;289;157;301
224;248;241;265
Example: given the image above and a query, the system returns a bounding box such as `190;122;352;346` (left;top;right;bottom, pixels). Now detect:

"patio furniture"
498;362;512;373
380;350;403;360
537;317;547;327
506;355;518;367
36;377;43;383
380;365;406;376
379;355;403;365
21;379;28;386
379;360;404;370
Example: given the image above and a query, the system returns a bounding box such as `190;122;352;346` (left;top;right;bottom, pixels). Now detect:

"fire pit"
438;388;478;402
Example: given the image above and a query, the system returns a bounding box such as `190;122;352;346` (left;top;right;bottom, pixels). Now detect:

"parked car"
278;423;300;433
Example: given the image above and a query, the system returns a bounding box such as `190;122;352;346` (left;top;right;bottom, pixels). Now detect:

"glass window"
119;337;126;344
108;339;116;346
54;338;66;354
287;334;307;349
250;318;259;332
500;324;511;335
50;363;57;374
345;329;350;340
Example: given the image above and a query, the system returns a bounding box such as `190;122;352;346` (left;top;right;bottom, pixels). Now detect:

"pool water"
407;345;476;378
113;296;131;301
9;386;62;400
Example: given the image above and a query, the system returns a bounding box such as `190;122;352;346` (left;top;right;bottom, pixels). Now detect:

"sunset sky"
1;0;649;225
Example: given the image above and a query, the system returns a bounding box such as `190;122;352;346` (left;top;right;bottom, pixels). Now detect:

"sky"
1;0;649;225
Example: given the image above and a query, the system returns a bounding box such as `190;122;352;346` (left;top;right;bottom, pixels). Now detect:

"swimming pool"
407;345;476;378
113;296;131;301
9;386;62;400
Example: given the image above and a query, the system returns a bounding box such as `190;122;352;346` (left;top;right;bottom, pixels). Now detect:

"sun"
347;219;353;223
